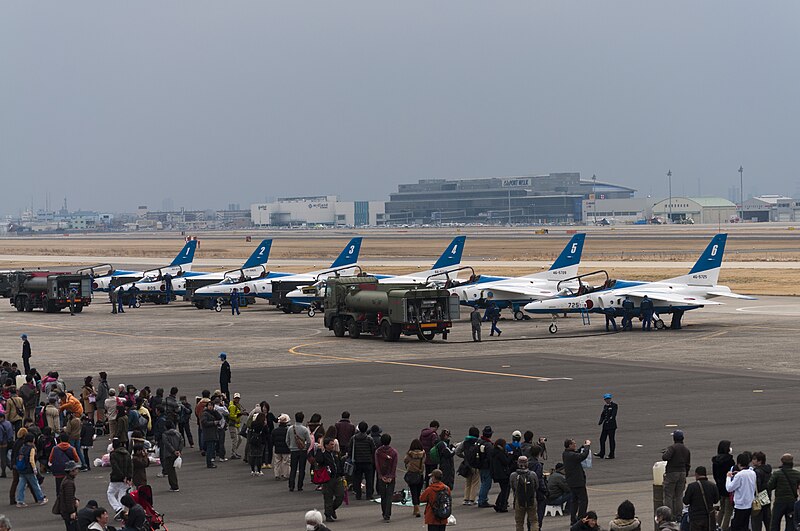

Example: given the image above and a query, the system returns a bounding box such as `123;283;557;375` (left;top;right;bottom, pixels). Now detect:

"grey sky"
2;1;799;216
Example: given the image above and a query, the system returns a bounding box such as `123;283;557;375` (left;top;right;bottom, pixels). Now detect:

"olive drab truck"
323;275;458;341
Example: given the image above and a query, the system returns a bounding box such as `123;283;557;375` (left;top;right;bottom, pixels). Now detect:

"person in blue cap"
218;353;231;400
595;393;617;460
21;334;31;375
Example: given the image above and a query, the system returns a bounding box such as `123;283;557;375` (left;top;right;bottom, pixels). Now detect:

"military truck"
324;275;458;341
8;272;92;313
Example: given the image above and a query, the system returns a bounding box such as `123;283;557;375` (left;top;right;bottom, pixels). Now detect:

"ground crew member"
640;295;654;331
603;307;618;332
621;297;634;331
219;353;231;400
164;274;173;304
470;307;482;342
117;287;125;314
21;334;31;375
670;308;684;330
595;393;617;460
230;288;241;316
110;288;118;314
69;287;78;315
488;301;502;337
128;283;138;308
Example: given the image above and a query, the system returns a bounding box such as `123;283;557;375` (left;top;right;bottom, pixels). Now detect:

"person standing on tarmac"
218;353;231;400
20;334;31;375
488;301;502;337
110;289;118;314
640;295;654;331
470;307;482;342
595;393;617;460
164;274;173;304
230;288;241;316
563;438;591;524
116;288;125;314
621;297;634;331
128;283;138;308
69;287;78;316
603;307;618;332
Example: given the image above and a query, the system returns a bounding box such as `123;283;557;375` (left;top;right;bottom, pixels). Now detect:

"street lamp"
667;170;672;223
738;165;744;221
592;174;597;224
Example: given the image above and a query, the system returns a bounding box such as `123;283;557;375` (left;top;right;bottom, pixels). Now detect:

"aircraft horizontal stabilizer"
707;291;757;300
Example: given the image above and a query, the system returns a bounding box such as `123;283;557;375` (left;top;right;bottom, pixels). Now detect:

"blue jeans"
16;472;44;504
205;440;217;467
478;468;492;505
70;439;87;468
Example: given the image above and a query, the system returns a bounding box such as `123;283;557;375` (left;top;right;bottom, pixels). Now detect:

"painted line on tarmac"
288;341;572;382
4;319;226;342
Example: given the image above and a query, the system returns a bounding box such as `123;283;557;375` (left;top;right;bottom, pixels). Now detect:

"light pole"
592;174;597;225
667;170;672;223
738;165;744;221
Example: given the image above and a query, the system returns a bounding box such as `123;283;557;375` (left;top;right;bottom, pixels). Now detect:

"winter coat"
49;442;80;478
19;383;38;412
132;452;149;487
334;419;355;450
95;380;110;410
315;449;343;479
162;428;183;457
109;447;132;482
490;445;513;481
272;424;290;454
547;470;571;503
59;475;77;520
662;442;691;475
80;420;95;447
767;464;800;503
64;417;81;441
435;440;456;487
349;431;376;464
609;517;642;531
657;520;680;531
562;446;590;488
420;481;451;525
200;409;221;442
404;449;425;474
375;445;398;481
419;427;439;465
682;478;719;523
114;414;129;443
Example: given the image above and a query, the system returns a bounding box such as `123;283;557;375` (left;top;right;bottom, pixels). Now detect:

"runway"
3;295;799;530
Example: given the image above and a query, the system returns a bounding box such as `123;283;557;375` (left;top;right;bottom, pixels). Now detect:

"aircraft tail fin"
330;238;362;268
665;234;727;286
524;233;585;281
170;240;198;267
431;236;466;270
241;239;273;269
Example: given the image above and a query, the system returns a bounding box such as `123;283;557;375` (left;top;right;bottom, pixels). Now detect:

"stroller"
129;484;169;530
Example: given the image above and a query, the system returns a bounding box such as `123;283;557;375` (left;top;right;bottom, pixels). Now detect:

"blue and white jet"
192;237;363;302
451;233;585;320
523;234;754;330
91;240;198;292
116;239;275;302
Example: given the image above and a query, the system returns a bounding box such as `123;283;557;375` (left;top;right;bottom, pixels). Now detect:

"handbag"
312;466;331;484
751;488;762;514
343;458;354;477
404;471;423;486
51;495;61;515
174;456;182;469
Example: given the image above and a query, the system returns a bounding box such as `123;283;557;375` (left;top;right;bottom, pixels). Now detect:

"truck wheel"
333;318;346;337
74;304;83;313
389;324;402;342
514;310;524;321
42;297;53;313
347;320;361;339
14;296;25;312
25;298;34;312
380;321;392;341
417;330;435;341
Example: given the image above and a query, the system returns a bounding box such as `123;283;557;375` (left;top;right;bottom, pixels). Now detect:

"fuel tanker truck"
324;275;458;341
8;272;92;313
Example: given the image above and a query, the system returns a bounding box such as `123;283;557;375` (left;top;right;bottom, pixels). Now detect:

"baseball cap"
233;393;241;399
218;352;227;359
672;429;684;441
20;334;27;339
512;430;522;439
603;393;612;399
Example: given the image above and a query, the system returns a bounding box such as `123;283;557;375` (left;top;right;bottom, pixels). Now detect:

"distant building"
250;196;385;227
385;173;635;224
652;197;737;224
581;197;653;224
742;195;795;222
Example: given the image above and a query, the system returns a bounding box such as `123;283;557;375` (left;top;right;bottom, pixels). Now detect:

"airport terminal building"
385;173;635;224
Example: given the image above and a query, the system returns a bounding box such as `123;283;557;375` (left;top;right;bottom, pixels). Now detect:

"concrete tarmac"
2;295;799;530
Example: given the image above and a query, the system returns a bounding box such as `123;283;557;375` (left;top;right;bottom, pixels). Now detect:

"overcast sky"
2;1;799;215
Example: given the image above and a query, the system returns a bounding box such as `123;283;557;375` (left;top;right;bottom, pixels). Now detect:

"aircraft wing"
469;284;559;301
622;290;723;306
707;291;757;300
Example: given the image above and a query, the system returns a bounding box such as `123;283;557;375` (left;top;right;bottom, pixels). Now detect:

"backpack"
429;442;441;465
432;488;452;519
50;445;71;475
465;440;484;469
514;471;537;508
15;446;29;472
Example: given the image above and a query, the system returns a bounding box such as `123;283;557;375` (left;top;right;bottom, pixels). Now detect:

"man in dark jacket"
570;510;600;531
76;499;99;531
201;401;221;469
59;460;80;529
334;411;356;451
682;466;719;531
477;426;495;508
767;453;800;531
107;438;132;519
711;440;735;530
563;438;591;524
162;420;183;492
164;387;180;425
316;437;344;523
19;376;38;423
420;420;440;486
349;421;376;500
21;334;31;375
641;295;654;330
470;307;482;341
750;452;771;531
662;430;691;521
218;353;231;400
595;393;617;460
